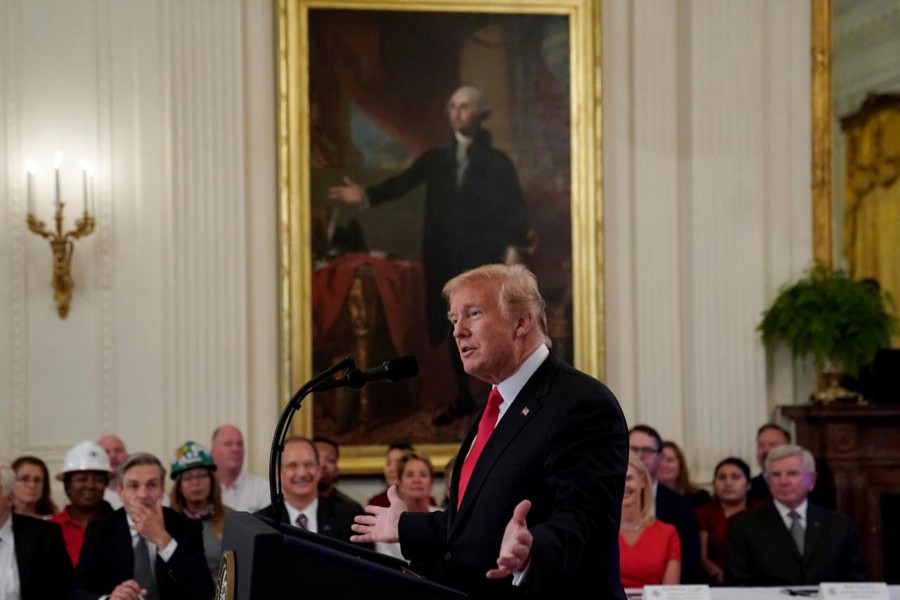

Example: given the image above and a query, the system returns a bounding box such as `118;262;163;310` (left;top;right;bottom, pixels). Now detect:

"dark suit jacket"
11;514;73;600
255;496;373;549
71;507;214;600
397;354;629;599
367;128;527;343
656;483;703;583
725;502;867;586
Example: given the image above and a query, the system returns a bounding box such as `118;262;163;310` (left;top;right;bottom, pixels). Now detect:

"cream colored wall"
0;0;812;505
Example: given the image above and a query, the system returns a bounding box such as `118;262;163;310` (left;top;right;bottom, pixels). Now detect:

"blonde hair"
443;263;551;346
628;451;655;525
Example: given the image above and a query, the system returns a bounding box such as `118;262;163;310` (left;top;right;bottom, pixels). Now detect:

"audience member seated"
375;452;440;561
629;424;702;583
255;436;372;548
0;461;73;600
71;452;215;600
659;440;712;508
726;444;867;586
211;424;270;512
619;451;681;588
695;457;755;585
12;455;58;518
748;422;836;509
366;441;414;508
49;441;115;566
97;434;129;509
169;441;231;579
314;435;364;511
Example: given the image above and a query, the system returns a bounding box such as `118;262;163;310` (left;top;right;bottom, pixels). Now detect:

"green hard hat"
171;440;216;480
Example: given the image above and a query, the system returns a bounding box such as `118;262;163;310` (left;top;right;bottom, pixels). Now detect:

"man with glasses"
629;424;702;583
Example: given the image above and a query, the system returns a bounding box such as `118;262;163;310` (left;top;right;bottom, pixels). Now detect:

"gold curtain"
842;95;900;345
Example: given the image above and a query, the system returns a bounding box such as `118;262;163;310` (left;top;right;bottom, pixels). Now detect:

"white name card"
642;585;711;600
819;583;889;600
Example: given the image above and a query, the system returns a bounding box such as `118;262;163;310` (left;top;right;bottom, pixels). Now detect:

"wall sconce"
25;151;96;319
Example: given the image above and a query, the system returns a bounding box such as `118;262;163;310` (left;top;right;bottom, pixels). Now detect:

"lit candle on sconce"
80;159;90;214
24;160;37;215
53;151;64;211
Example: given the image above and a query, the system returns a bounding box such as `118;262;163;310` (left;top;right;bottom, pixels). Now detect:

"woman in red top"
619;452;681;589
49;441;115;566
695;457;753;584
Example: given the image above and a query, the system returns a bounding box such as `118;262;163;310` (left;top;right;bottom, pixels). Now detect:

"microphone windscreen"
386;355;419;381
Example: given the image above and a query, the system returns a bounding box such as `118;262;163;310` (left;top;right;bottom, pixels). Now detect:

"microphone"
313;355;419;391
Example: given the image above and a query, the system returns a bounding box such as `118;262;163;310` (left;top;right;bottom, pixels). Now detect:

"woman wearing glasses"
169;441;231;578
12;455;58;518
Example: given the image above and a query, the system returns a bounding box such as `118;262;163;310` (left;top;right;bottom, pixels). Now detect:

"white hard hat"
56;440;113;481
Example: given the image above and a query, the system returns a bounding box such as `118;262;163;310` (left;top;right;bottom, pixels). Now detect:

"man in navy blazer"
726;444;866;586
0;463;73;600
71;453;214;600
350;264;629;599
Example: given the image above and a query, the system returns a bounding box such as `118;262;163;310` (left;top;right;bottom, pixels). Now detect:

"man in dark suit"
350;263;629;599
726;444;867;586
256;436;370;548
71;452;214;600
0;462;73;600
329;86;528;425
628;424;703;583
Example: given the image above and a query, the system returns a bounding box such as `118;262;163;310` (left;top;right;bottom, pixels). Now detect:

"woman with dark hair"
658;441;712;508
169;440;231;577
695;456;756;584
12;455;58;518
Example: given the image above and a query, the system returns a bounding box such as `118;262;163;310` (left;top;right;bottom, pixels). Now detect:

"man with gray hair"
72;452;214;600
0;461;73;599
726;444;867;585
329;85;528;425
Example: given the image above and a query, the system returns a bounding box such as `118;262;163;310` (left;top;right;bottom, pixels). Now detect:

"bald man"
211;425;270;512
97;434;128;509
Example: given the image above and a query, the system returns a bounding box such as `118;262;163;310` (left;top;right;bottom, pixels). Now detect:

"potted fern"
758;263;897;403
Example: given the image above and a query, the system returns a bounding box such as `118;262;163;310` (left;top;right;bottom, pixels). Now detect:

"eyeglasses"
629;446;660;456
16;475;43;485
180;470;210;482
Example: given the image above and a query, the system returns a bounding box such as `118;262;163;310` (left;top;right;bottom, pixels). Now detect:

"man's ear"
807;471;818;491
515;313;533;339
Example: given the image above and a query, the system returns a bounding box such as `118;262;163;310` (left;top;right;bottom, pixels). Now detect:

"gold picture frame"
277;0;603;474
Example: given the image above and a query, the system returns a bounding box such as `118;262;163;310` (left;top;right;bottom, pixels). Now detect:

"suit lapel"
452;355;556;528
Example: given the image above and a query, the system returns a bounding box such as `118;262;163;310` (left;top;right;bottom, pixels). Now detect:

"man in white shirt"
0;462;72;600
726;444;867;585
210;425;270;512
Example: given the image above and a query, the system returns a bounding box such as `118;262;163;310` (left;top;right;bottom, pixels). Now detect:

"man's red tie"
457;387;503;507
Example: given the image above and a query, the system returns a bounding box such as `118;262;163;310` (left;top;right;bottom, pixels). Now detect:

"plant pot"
811;366;863;405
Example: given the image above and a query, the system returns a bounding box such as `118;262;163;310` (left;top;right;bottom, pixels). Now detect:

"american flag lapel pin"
520;406;530;417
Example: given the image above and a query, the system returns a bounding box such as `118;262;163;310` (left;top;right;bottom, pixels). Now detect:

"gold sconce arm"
27;204;95;318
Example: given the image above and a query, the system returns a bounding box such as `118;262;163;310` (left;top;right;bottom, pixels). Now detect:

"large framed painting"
277;0;604;474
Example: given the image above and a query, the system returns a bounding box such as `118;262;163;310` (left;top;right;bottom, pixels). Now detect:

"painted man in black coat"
349;264;628;599
71;453;214;600
329;86;528;425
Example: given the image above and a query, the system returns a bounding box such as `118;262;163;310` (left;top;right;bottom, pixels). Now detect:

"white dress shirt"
0;517;21;600
220;469;271;512
284;498;318;533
